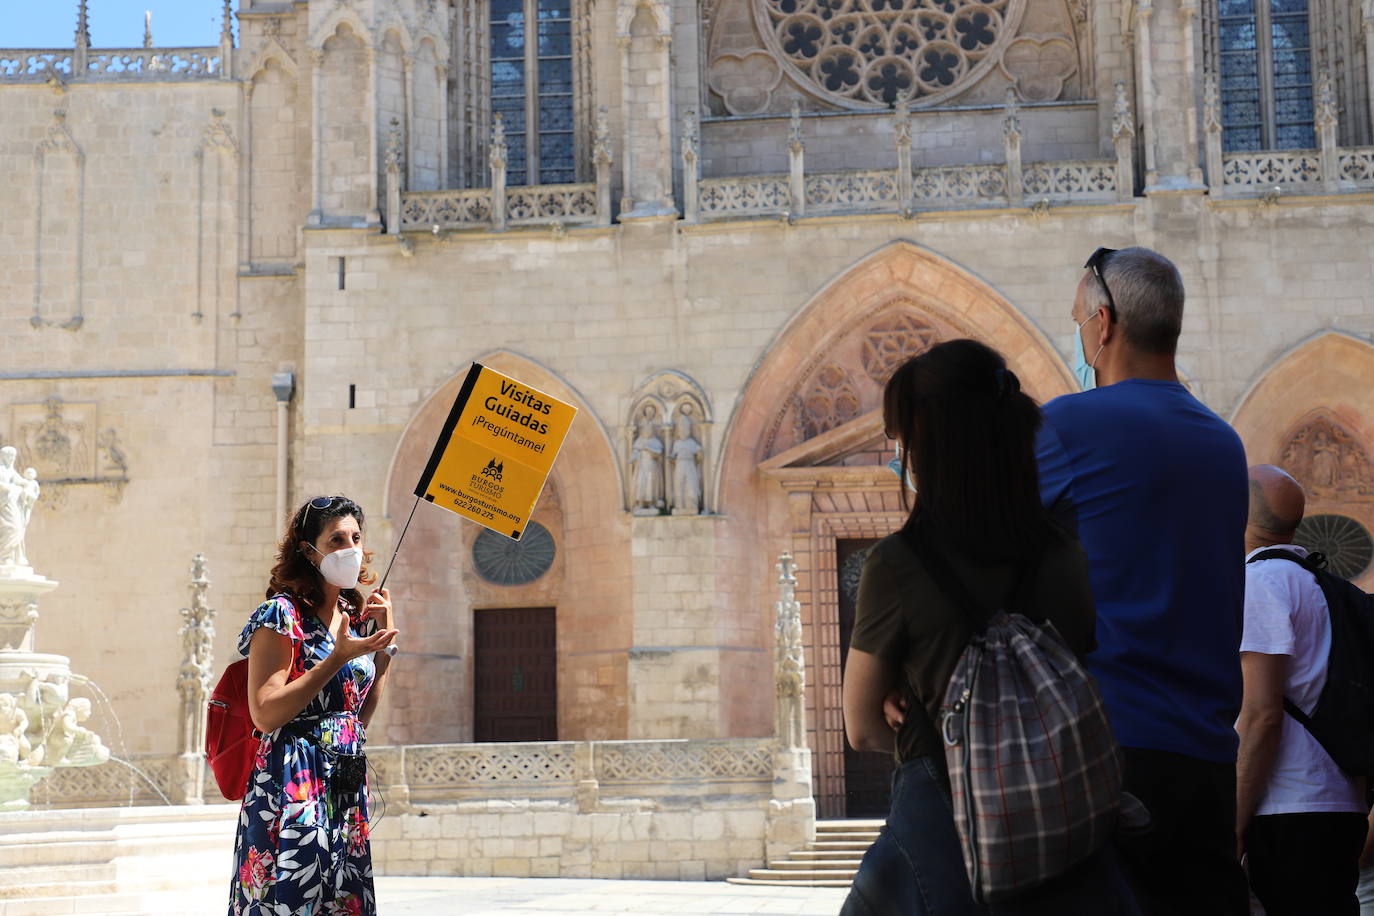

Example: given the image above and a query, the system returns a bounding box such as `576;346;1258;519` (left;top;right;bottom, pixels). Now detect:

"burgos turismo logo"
481;458;504;482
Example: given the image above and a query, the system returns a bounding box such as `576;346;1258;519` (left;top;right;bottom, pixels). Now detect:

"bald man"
1237;465;1367;915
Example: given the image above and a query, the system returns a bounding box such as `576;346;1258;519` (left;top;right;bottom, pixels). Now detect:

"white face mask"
307;543;363;589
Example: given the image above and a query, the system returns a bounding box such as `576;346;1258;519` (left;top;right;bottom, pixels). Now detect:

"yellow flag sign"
414;364;576;540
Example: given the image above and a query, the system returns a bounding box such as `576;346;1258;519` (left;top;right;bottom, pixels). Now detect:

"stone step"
769;858;864;871
814;819;884;833
805;839;874;852
786;849;871;861
726;876;856;888
807;831;879;843
746;866;860;882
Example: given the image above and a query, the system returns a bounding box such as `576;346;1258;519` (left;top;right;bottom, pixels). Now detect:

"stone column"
402;53;416;190
74;0;89;76
1316;70;1341;193
788;101;806;217
1366;3;1374;139
239;79;254;272
681;109;699;223
1179;0;1202;185
365;44;382;227
766;552;815;866
617;0;677;219
490;113;508;231
1002;90;1023;207
219;0;235;80
593;107;614;227
308;48;325;225
436;61;450;190
894;100;913;213
1135;0;1158;186
1203;72;1224;194
172;555;213;805
1112;80;1136;201
385;118;403;234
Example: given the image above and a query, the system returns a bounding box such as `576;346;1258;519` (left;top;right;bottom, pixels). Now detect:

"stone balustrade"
686;94;1125;223
0;47;225;81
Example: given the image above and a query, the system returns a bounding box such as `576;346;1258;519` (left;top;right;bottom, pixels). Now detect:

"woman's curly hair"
267;495;377;611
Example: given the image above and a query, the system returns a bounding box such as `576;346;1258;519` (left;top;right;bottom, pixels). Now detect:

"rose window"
754;0;1023;109
1294;514;1374;581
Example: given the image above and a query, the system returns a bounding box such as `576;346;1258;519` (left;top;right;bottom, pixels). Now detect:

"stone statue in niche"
0;448;38;569
670;403;704;516
630;404;665;515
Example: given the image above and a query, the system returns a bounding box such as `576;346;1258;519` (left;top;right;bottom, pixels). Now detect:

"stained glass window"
489;0;576;185
1217;0;1314;152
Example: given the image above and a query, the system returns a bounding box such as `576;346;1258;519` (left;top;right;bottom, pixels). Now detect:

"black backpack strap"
1247;548;1327;573
1244;549;1330;741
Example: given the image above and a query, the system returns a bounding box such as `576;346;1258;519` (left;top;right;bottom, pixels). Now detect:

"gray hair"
1084;247;1185;354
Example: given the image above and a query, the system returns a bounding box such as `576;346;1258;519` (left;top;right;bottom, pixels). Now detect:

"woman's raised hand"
332;614;397;662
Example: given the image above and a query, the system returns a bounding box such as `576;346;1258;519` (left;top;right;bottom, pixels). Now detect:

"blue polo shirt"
1037;379;1248;763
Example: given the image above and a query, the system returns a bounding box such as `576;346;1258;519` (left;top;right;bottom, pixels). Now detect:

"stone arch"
717;239;1075;510
1231;331;1374;587
308;7;374;51
616;0;671;39
374;16;415;56
381;352;631;743
713;239;1075;816
245;44;299;83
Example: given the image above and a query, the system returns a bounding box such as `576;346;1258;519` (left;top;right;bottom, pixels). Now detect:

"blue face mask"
1072;312;1103;391
886;442;917;493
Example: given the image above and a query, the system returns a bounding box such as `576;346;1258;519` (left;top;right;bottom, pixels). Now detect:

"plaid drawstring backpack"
905;529;1131;903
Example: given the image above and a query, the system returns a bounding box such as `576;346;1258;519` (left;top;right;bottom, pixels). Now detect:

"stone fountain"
0;445;108;809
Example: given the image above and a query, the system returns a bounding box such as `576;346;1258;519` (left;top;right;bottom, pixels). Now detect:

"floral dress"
228;595;376;916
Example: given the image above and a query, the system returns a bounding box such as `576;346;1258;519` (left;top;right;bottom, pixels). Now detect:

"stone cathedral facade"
1;0;1373;821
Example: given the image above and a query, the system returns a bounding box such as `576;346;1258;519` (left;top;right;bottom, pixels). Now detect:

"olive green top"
849;527;1097;765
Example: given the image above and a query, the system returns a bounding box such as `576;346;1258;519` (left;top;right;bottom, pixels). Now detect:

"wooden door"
836;538;893;818
473;607;558;742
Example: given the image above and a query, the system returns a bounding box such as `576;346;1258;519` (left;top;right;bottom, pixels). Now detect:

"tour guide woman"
229;495;398;916
840;340;1138;914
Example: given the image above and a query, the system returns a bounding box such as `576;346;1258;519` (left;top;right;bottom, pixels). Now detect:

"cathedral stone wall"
0;0;1371;794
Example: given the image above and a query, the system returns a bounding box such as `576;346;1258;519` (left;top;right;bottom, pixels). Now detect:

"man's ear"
1096;306;1116;347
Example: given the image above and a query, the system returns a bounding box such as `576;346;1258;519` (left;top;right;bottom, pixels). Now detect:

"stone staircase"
0;804;237;915
728;819;882;888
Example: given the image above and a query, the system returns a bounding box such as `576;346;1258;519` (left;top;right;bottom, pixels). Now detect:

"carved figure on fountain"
30;697;108;768
0;447;31;570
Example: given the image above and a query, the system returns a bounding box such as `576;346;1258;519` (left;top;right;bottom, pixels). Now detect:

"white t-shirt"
1241;544;1365;815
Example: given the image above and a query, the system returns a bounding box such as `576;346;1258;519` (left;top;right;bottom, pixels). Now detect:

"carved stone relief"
763;304;952;458
1000;35;1077;101
1280;414;1374;500
860;312;939;384
8;397;128;507
707;0;1090;115
796;364;861;441
625;372;714;515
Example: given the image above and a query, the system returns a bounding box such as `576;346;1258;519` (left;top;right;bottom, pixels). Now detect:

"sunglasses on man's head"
1083;247;1119;320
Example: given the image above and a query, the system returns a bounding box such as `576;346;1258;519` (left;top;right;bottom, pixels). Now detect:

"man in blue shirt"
1037;247;1249;916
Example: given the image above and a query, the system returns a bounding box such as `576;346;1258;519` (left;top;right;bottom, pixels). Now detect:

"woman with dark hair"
228;495;398;916
840;339;1138;915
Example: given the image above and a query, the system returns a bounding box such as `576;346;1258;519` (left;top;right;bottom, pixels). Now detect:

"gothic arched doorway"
719;241;1074;817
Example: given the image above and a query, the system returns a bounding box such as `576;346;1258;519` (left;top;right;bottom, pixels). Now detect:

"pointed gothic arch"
712;240;1075;816
381;352;631;743
1231;331;1374;587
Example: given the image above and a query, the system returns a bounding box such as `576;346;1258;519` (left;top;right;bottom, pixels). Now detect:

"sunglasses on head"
1084;247;1119;321
300;495;345;531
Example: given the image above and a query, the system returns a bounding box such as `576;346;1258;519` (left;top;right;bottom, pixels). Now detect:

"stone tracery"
752;0;1024;108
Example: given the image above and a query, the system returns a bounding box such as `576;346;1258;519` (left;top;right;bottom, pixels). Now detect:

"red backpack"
206;596;301;800
206;658;258;800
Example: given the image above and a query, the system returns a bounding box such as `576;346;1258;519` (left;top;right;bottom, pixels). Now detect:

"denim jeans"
841;756;1141;916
